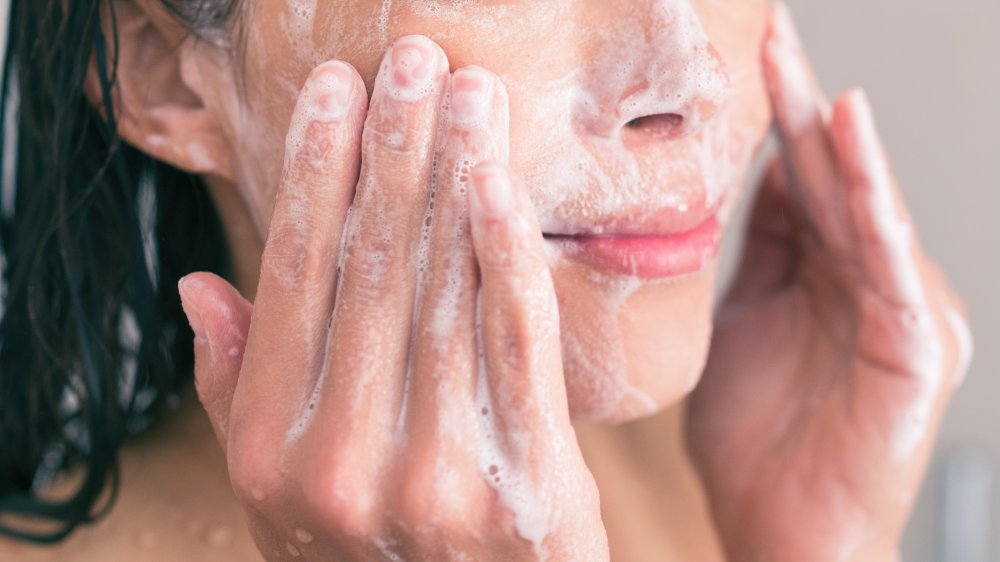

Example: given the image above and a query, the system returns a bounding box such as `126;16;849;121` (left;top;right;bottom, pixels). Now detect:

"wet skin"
64;0;975;560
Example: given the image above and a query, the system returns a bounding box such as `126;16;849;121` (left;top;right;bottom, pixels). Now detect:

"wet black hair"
0;0;239;544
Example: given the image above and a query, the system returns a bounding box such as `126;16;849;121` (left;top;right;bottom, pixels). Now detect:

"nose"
577;1;732;141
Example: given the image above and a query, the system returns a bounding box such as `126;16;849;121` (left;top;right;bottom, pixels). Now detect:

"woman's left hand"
686;5;973;561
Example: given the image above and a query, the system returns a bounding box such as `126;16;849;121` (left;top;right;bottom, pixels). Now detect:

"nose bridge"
579;0;732;136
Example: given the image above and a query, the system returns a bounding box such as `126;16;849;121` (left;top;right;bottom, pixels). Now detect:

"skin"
0;1;971;560
688;7;973;560
176;0;777;423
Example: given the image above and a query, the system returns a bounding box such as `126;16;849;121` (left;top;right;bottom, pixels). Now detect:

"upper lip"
542;197;721;238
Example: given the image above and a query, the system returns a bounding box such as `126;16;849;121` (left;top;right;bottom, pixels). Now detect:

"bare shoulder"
1;392;262;561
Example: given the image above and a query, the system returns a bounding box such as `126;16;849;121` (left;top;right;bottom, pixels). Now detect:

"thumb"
178;272;253;451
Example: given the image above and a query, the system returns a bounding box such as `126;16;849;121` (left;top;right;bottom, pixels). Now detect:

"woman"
0;0;972;559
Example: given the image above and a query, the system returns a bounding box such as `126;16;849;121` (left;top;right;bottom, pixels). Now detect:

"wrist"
719;526;901;562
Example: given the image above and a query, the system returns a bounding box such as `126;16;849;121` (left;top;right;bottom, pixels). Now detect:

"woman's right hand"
176;36;608;561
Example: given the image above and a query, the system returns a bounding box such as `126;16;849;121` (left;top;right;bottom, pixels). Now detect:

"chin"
552;259;718;424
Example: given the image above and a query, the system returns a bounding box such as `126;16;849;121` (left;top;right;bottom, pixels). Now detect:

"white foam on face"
233;0;768;449
510;4;748;238
558;273;661;420
378;0;395;44
278;0;319;64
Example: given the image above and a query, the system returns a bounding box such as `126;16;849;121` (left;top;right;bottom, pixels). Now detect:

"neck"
574;403;724;561
202;175;264;300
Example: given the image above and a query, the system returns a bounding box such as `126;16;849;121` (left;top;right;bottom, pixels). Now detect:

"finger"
313;36;450;447
831;90;948;388
404;68;510;449
469;162;574;469
229;61;367;442
178;272;253;450
762;3;851;250
830;89;926;309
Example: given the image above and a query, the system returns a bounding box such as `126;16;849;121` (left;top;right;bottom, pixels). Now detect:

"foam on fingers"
832;89;927;311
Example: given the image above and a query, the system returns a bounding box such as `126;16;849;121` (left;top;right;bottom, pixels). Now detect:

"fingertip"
449;66;507;132
831;88;871;134
379;34;450;102
178;273;210;341
178;272;252;353
761;27;822;139
843;88;881;159
179;272;244;312
298;60;363;122
180;273;249;436
831;87;891;190
762;3;800;80
768;2;800;49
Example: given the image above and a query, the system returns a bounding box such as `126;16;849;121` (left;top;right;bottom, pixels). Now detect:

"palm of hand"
686;6;970;560
690;202;945;559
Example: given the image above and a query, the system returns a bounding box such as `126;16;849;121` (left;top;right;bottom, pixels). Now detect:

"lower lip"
546;217;721;279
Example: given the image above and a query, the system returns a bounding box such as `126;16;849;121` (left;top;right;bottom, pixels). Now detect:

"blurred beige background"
778;1;1000;560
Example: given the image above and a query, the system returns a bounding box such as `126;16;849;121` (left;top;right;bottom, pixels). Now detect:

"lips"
543;202;723;279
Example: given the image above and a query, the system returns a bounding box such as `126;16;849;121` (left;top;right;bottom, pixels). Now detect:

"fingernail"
178;276;208;342
304;61;355;121
388;35;441;100
450;67;495;129
471;163;513;217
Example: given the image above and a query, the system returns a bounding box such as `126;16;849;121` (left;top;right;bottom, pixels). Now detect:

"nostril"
625;113;685;139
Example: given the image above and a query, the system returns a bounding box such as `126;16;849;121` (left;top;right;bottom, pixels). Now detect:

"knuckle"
358;138;433;196
260;222;335;291
227;427;282;506
363;125;425;160
396;465;476;533
499;332;534;374
487;312;535;371
342;238;396;293
477;233;519;275
396;476;436;528
307;465;380;536
285;120;348;181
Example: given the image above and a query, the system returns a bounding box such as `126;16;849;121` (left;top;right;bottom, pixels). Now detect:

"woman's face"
200;0;771;422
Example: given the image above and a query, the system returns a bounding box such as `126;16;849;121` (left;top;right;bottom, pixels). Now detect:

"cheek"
552;261;716;423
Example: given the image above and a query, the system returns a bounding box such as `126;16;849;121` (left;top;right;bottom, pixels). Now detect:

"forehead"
244;1;766;55
242;0;766;86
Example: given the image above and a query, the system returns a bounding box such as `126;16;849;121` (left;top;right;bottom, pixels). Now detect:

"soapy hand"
687;5;972;561
177;36;607;561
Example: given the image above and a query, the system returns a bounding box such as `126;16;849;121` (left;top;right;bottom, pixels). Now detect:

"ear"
86;0;236;181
